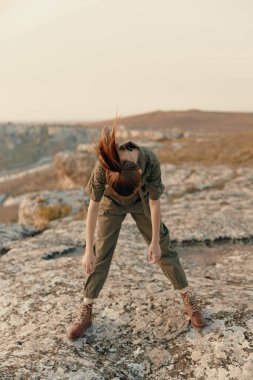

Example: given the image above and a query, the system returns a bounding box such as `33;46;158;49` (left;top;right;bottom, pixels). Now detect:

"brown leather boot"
67;303;93;340
181;292;205;329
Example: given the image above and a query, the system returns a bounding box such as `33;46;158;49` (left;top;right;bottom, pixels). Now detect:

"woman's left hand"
148;242;161;264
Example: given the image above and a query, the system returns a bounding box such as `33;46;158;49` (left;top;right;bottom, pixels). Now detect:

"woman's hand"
82;250;96;274
148;242;161;264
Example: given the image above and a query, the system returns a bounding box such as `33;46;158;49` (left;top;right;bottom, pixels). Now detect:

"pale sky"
0;0;252;122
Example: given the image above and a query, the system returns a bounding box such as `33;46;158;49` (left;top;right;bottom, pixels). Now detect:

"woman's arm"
82;199;100;274
82;159;106;274
148;198;162;264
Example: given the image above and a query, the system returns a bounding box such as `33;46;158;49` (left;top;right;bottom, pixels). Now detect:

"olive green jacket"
85;141;165;210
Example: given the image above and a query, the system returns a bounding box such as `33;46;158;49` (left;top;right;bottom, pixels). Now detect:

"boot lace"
74;304;92;326
183;292;200;317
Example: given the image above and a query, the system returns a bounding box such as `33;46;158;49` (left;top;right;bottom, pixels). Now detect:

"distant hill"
83;109;253;134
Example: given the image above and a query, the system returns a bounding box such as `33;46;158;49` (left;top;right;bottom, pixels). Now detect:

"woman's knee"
159;250;179;265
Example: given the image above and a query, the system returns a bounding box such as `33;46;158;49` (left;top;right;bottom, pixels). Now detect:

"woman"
67;121;205;340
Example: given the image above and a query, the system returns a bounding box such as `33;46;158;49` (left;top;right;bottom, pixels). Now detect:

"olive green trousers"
83;196;188;298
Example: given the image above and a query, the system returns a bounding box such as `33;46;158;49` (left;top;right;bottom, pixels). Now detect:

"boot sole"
191;321;205;330
67;322;92;341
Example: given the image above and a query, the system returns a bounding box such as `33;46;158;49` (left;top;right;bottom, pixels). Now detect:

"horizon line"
1;107;253;124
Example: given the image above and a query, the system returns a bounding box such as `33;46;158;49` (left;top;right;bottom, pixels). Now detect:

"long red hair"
95;117;141;196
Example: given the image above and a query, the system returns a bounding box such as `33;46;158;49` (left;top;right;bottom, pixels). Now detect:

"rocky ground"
1;162;253;380
0;218;252;380
1;119;253;379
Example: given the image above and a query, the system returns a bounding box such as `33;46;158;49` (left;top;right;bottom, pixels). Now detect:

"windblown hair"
95;117;141;197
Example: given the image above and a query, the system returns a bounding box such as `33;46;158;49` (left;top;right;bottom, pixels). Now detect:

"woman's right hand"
82;250;95;275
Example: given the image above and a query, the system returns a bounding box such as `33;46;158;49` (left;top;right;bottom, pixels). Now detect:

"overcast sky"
0;0;252;122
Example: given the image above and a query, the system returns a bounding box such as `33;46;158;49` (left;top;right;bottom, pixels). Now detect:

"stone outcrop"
0;124;99;175
160;164;253;243
0;223;39;255
53;148;97;190
18;189;88;230
0;162;252;257
115;125;186;141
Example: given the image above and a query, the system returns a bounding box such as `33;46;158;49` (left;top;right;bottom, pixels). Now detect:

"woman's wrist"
85;247;94;255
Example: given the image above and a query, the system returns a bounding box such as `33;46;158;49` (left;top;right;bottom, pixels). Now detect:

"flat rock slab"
0;223;39;255
0;218;252;379
160;164;253;243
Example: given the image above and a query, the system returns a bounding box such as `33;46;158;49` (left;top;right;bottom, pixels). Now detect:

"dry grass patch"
38;204;72;222
158;132;253;167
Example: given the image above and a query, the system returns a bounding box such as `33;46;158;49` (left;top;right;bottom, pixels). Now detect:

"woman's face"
118;148;140;165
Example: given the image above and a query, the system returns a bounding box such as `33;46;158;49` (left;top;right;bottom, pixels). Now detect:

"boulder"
53;149;96;189
18;189;88;230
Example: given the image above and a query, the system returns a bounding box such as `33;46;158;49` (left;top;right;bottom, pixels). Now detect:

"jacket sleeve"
147;150;165;200
84;160;106;202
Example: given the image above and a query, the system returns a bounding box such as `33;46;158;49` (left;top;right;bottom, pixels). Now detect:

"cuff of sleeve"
149;184;165;200
84;184;103;202
149;194;161;200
